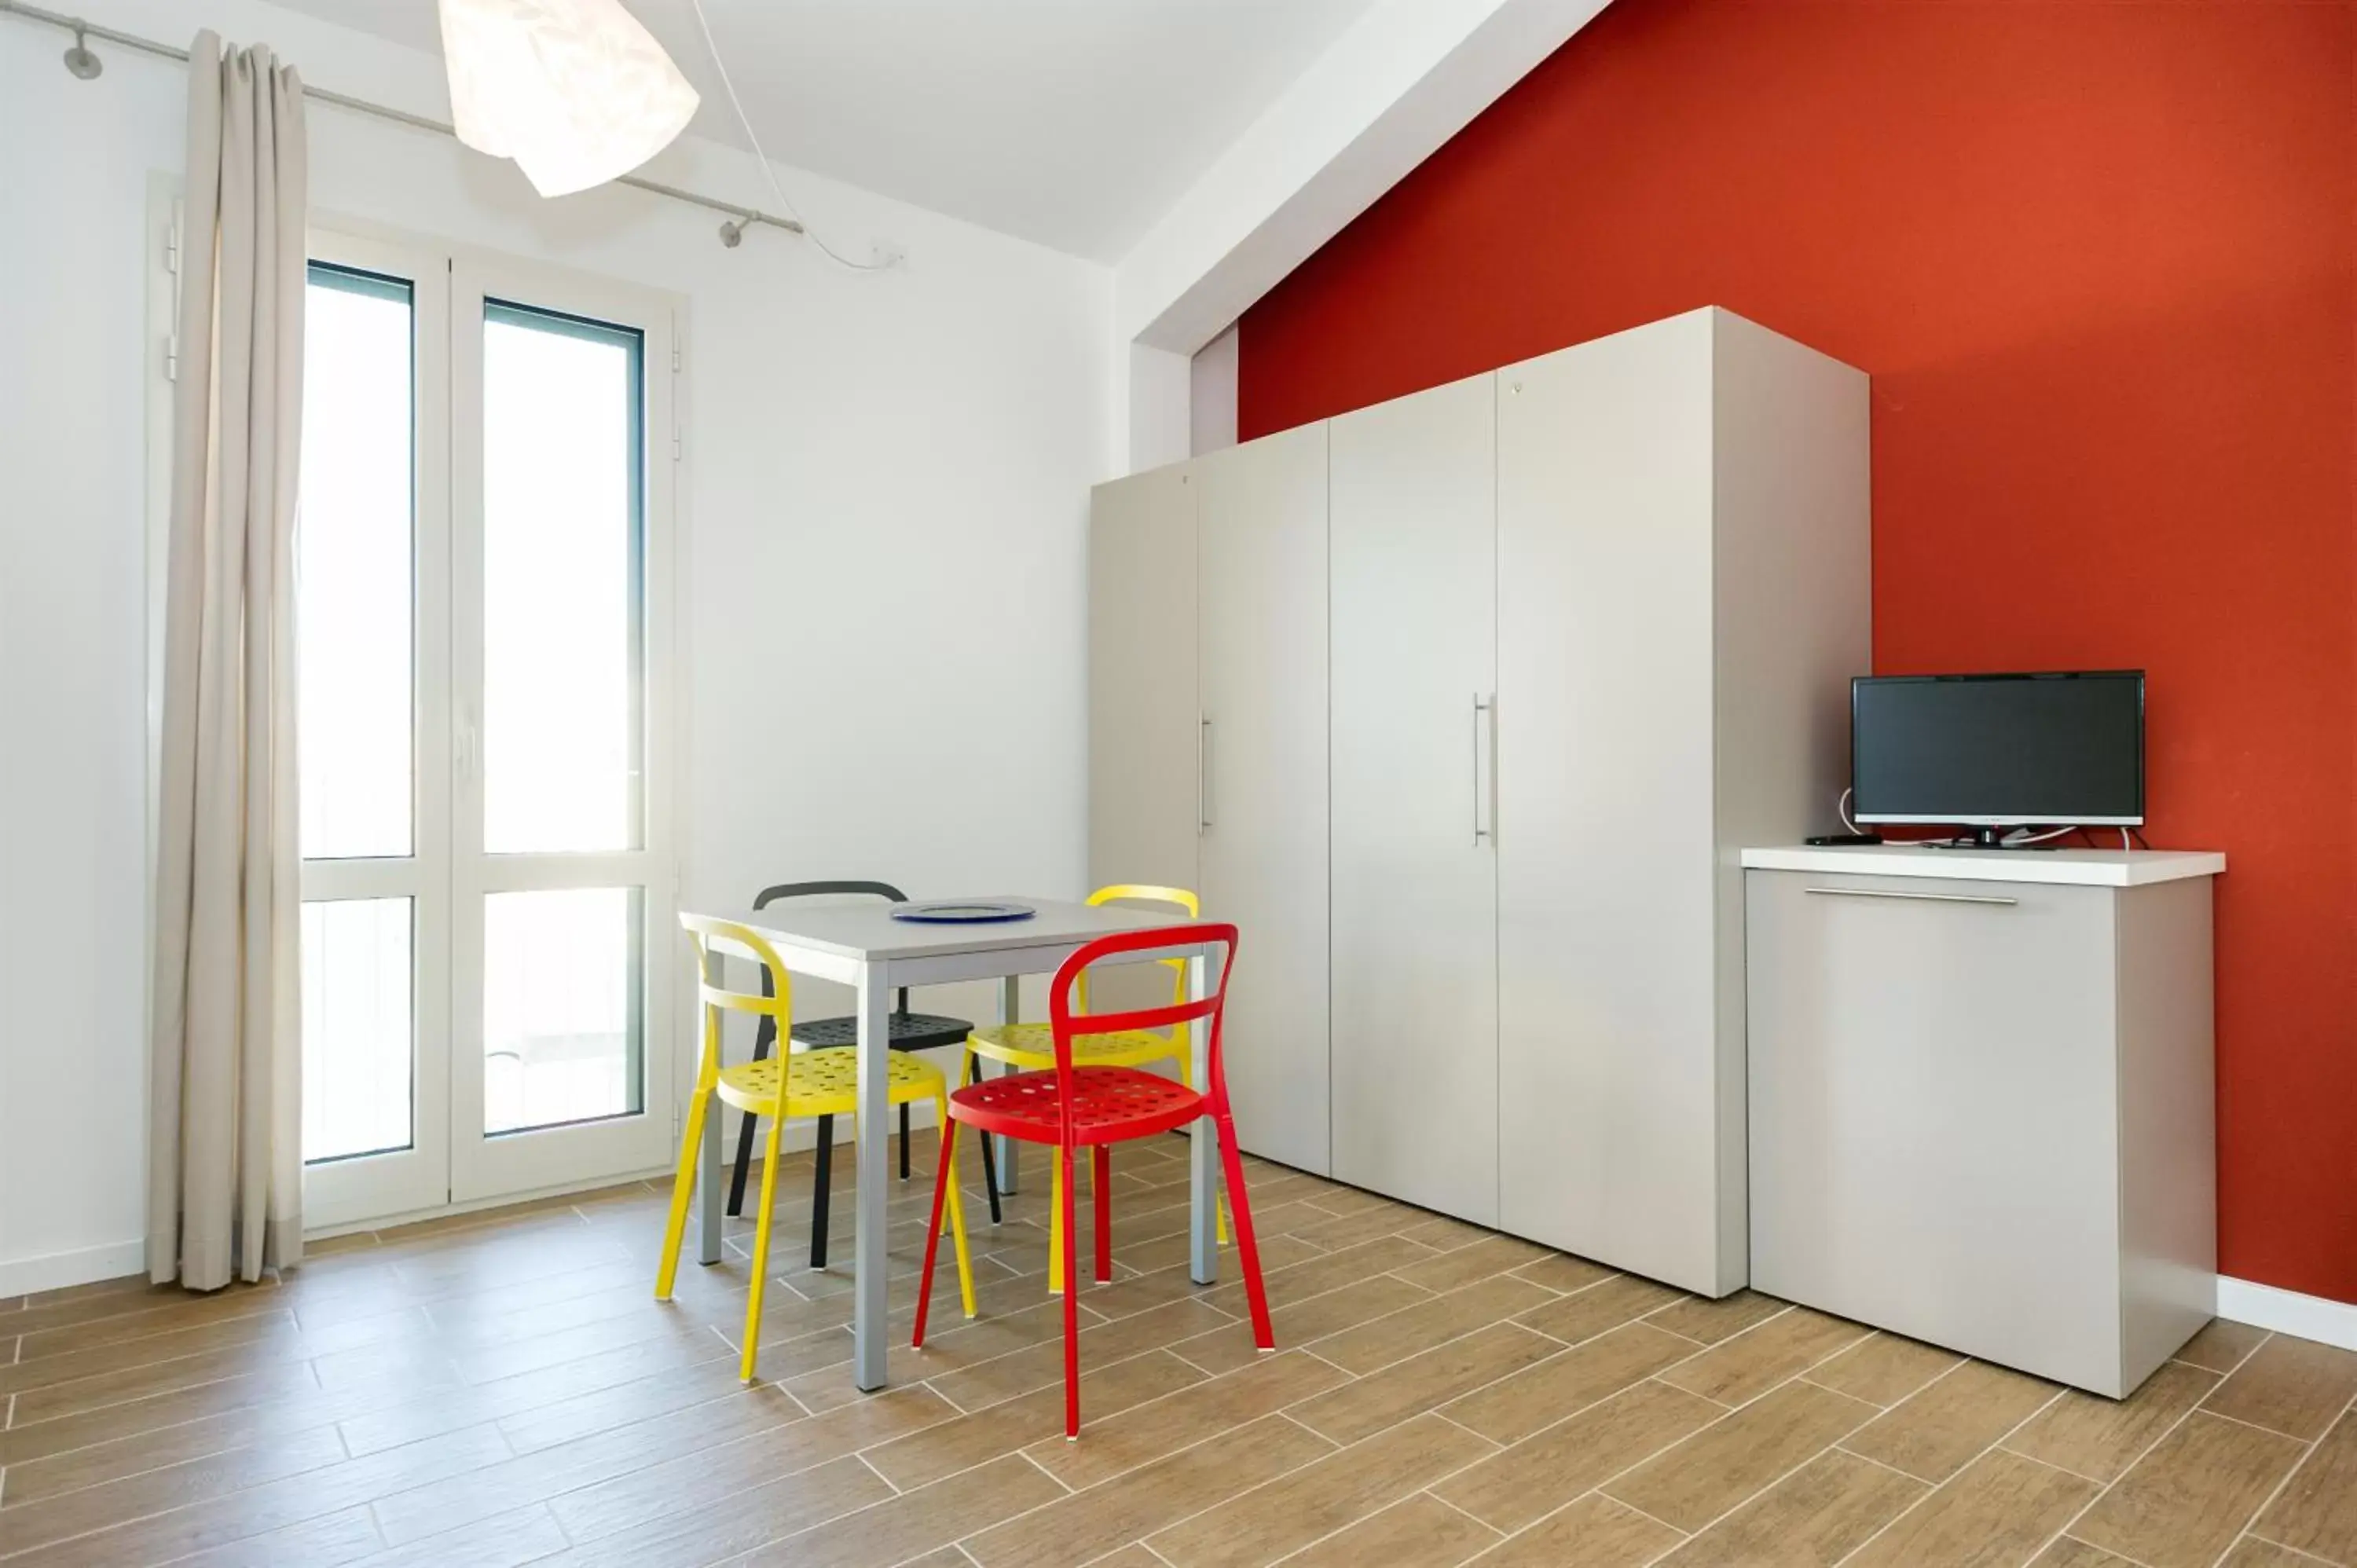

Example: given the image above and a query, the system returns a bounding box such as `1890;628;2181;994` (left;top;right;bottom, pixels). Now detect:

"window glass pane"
481;302;643;854
484;887;643;1134
302;898;414;1163
299;263;415;859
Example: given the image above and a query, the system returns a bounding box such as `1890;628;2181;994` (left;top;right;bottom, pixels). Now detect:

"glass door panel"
481;303;644;855
301;898;414;1162
300;266;416;861
483;887;644;1135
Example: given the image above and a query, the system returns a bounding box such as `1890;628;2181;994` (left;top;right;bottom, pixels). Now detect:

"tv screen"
1852;672;2145;826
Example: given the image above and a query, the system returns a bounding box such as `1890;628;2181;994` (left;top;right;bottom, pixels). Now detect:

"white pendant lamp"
438;0;701;198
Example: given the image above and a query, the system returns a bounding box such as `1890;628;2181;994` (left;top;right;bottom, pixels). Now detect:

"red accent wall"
1239;0;2357;1305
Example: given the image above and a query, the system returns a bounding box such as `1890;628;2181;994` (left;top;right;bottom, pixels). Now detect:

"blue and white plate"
889;899;1037;924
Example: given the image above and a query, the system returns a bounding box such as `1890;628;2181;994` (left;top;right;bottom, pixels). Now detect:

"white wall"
1191;324;1240;455
0;2;1113;1292
1123;341;1193;474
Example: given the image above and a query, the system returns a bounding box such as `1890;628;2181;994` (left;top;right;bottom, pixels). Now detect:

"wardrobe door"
1088;465;1198;899
1328;375;1499;1225
1197;423;1329;1175
1496;312;1731;1295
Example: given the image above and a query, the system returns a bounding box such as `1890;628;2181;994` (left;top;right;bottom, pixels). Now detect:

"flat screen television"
1852;672;2144;841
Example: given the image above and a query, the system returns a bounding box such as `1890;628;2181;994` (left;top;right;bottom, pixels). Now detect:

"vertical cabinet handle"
1472;694;1494;845
1197;714;1211;835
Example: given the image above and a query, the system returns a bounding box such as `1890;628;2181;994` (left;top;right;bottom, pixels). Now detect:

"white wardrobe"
1089;307;1870;1295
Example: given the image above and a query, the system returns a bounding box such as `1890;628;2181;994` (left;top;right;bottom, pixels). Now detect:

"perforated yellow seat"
719;1046;948;1122
964;1021;1180;1071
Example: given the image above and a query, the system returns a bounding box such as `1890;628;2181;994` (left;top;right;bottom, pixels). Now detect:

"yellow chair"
960;885;1226;1288
659;914;974;1381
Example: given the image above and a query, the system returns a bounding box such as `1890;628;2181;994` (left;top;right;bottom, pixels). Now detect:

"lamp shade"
438;0;700;198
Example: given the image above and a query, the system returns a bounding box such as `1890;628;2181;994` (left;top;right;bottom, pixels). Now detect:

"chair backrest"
680;913;793;1072
750;881;912;1043
1078;885;1199;1019
756;880;908;908
1047;924;1239;1138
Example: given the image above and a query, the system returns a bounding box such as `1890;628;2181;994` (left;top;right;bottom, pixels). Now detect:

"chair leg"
1177;1054;1230;1247
809;1114;834;1270
1059;1141;1082;1438
900;1101;911;1181
937;1091;977;1319
727;1031;771;1218
911;1108;959;1349
741;1106;788;1382
1092;1145;1113;1284
655;1075;713;1299
967;1050;1002;1225
1212;1108;1274;1350
1047;1156;1065;1295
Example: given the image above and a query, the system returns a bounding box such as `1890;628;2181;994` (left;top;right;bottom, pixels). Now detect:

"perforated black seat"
790;1011;971;1052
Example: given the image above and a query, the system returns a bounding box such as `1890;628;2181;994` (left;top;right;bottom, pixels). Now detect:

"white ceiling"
269;0;1383;261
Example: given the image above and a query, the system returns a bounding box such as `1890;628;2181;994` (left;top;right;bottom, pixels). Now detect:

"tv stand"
1739;843;2224;1396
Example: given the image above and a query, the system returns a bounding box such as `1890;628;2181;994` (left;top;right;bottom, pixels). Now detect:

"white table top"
1740;844;2226;887
725;896;1194;962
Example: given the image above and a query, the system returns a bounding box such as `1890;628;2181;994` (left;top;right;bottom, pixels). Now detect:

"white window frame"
145;203;690;1232
298;226;456;1227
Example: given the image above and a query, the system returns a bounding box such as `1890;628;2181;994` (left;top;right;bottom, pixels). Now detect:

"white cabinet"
1496;310;1869;1295
1087;307;1870;1290
1743;848;2221;1395
1197;424;1332;1176
1087;464;1197;898
1329;374;1500;1225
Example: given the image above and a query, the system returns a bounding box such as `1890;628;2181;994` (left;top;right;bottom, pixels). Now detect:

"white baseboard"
0;1240;147;1299
2217;1275;2357;1353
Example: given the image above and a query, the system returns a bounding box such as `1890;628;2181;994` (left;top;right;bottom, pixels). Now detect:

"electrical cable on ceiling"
684;0;891;271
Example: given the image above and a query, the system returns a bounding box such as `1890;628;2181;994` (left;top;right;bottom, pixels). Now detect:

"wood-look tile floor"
4;1130;2353;1568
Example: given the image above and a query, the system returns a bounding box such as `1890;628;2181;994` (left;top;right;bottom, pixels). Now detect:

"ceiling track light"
0;0;832;259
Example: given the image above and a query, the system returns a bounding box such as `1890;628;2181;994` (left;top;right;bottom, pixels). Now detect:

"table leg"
698;1081;723;1266
1188;951;1219;1286
852;961;891;1390
994;974;1022;1195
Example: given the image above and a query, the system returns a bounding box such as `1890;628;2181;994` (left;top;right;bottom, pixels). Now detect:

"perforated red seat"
950;1065;1204;1146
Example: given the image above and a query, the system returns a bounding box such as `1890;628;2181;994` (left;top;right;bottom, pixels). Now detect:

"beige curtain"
148;31;308;1291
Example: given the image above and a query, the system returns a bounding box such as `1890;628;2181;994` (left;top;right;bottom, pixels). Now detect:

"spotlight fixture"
63;24;101;78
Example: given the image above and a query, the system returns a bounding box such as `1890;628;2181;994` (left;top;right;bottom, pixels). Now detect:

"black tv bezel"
1849;670;2147;828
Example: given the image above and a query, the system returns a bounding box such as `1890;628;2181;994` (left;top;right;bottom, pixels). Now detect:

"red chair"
911;923;1274;1437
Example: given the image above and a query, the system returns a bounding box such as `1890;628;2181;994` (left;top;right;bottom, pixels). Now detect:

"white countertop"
1740;844;2226;887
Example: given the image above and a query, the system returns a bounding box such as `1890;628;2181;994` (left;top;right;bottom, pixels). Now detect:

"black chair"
728;881;1000;1269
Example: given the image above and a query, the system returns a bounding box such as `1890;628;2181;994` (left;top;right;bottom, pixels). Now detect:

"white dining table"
687;896;1223;1390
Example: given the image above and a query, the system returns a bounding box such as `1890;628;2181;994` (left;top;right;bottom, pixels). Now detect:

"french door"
296;228;678;1229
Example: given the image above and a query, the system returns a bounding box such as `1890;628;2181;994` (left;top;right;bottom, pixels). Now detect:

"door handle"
1197;714;1211;835
1472;694;1494;845
1803;885;2018;907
